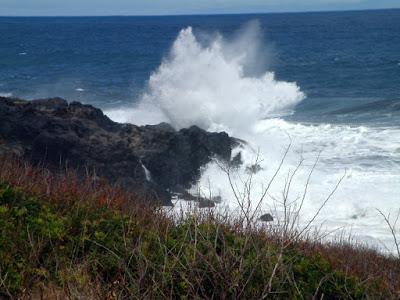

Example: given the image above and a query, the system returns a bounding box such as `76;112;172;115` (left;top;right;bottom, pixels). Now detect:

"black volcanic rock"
259;213;274;222
0;97;236;205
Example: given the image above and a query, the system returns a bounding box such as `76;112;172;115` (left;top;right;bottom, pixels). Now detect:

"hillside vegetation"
0;158;399;299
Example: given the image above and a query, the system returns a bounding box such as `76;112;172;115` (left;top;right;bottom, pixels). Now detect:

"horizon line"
0;7;399;18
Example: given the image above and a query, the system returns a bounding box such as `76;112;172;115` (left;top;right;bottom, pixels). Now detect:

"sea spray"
106;23;400;253
107;24;305;134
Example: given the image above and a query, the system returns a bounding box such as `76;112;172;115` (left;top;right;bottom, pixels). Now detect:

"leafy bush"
0;181;393;299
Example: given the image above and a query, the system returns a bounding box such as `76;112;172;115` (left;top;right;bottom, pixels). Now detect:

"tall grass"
0;156;399;299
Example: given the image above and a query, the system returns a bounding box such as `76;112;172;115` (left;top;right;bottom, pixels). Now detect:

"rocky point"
0;97;239;205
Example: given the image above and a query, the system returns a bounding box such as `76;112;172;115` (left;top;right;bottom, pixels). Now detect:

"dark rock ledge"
0;97;239;205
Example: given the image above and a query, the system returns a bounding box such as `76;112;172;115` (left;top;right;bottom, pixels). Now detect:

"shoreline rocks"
259;213;274;222
0;97;238;205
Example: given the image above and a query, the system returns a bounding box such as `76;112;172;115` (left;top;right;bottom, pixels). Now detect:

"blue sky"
1;0;399;16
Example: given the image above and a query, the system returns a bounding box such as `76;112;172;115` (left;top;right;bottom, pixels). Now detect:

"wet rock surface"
0;97;237;205
259;213;274;222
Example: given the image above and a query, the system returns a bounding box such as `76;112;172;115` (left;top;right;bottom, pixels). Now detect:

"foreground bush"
0;158;399;299
0;182;395;299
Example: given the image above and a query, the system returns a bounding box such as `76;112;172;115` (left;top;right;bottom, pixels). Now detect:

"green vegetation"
0;181;395;299
0;158;399;299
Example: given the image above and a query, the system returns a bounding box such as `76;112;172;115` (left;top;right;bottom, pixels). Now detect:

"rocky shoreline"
0;97;239;205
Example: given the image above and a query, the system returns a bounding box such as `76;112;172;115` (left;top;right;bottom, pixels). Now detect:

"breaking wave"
107;22;304;135
106;23;400;252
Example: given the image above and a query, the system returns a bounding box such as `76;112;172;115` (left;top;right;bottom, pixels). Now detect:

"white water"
140;161;152;182
106;24;400;252
0;92;13;97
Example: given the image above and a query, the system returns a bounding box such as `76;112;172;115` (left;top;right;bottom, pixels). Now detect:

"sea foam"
107;22;304;135
0;92;12;97
106;23;400;252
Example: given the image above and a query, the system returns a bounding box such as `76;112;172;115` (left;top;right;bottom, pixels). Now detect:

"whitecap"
106;23;400;252
0;92;12;97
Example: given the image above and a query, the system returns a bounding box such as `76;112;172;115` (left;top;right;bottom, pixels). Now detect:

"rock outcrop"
0;97;237;205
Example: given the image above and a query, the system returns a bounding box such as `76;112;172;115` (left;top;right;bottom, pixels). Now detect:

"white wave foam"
140;161;152;182
0;92;12;97
195;117;400;252
106;24;400;251
108;24;304;135
197;121;400;243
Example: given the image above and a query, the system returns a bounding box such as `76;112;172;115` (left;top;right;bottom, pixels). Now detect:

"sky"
0;0;399;16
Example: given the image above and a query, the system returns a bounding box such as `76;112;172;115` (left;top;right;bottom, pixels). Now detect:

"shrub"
0;158;399;299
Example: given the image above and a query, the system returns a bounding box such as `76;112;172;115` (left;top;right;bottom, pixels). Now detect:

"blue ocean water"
1;9;399;125
1;10;400;248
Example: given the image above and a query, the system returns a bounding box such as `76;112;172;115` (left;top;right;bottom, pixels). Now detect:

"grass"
0;157;399;299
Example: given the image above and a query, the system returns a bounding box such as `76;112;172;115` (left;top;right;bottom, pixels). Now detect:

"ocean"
1;9;399;250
